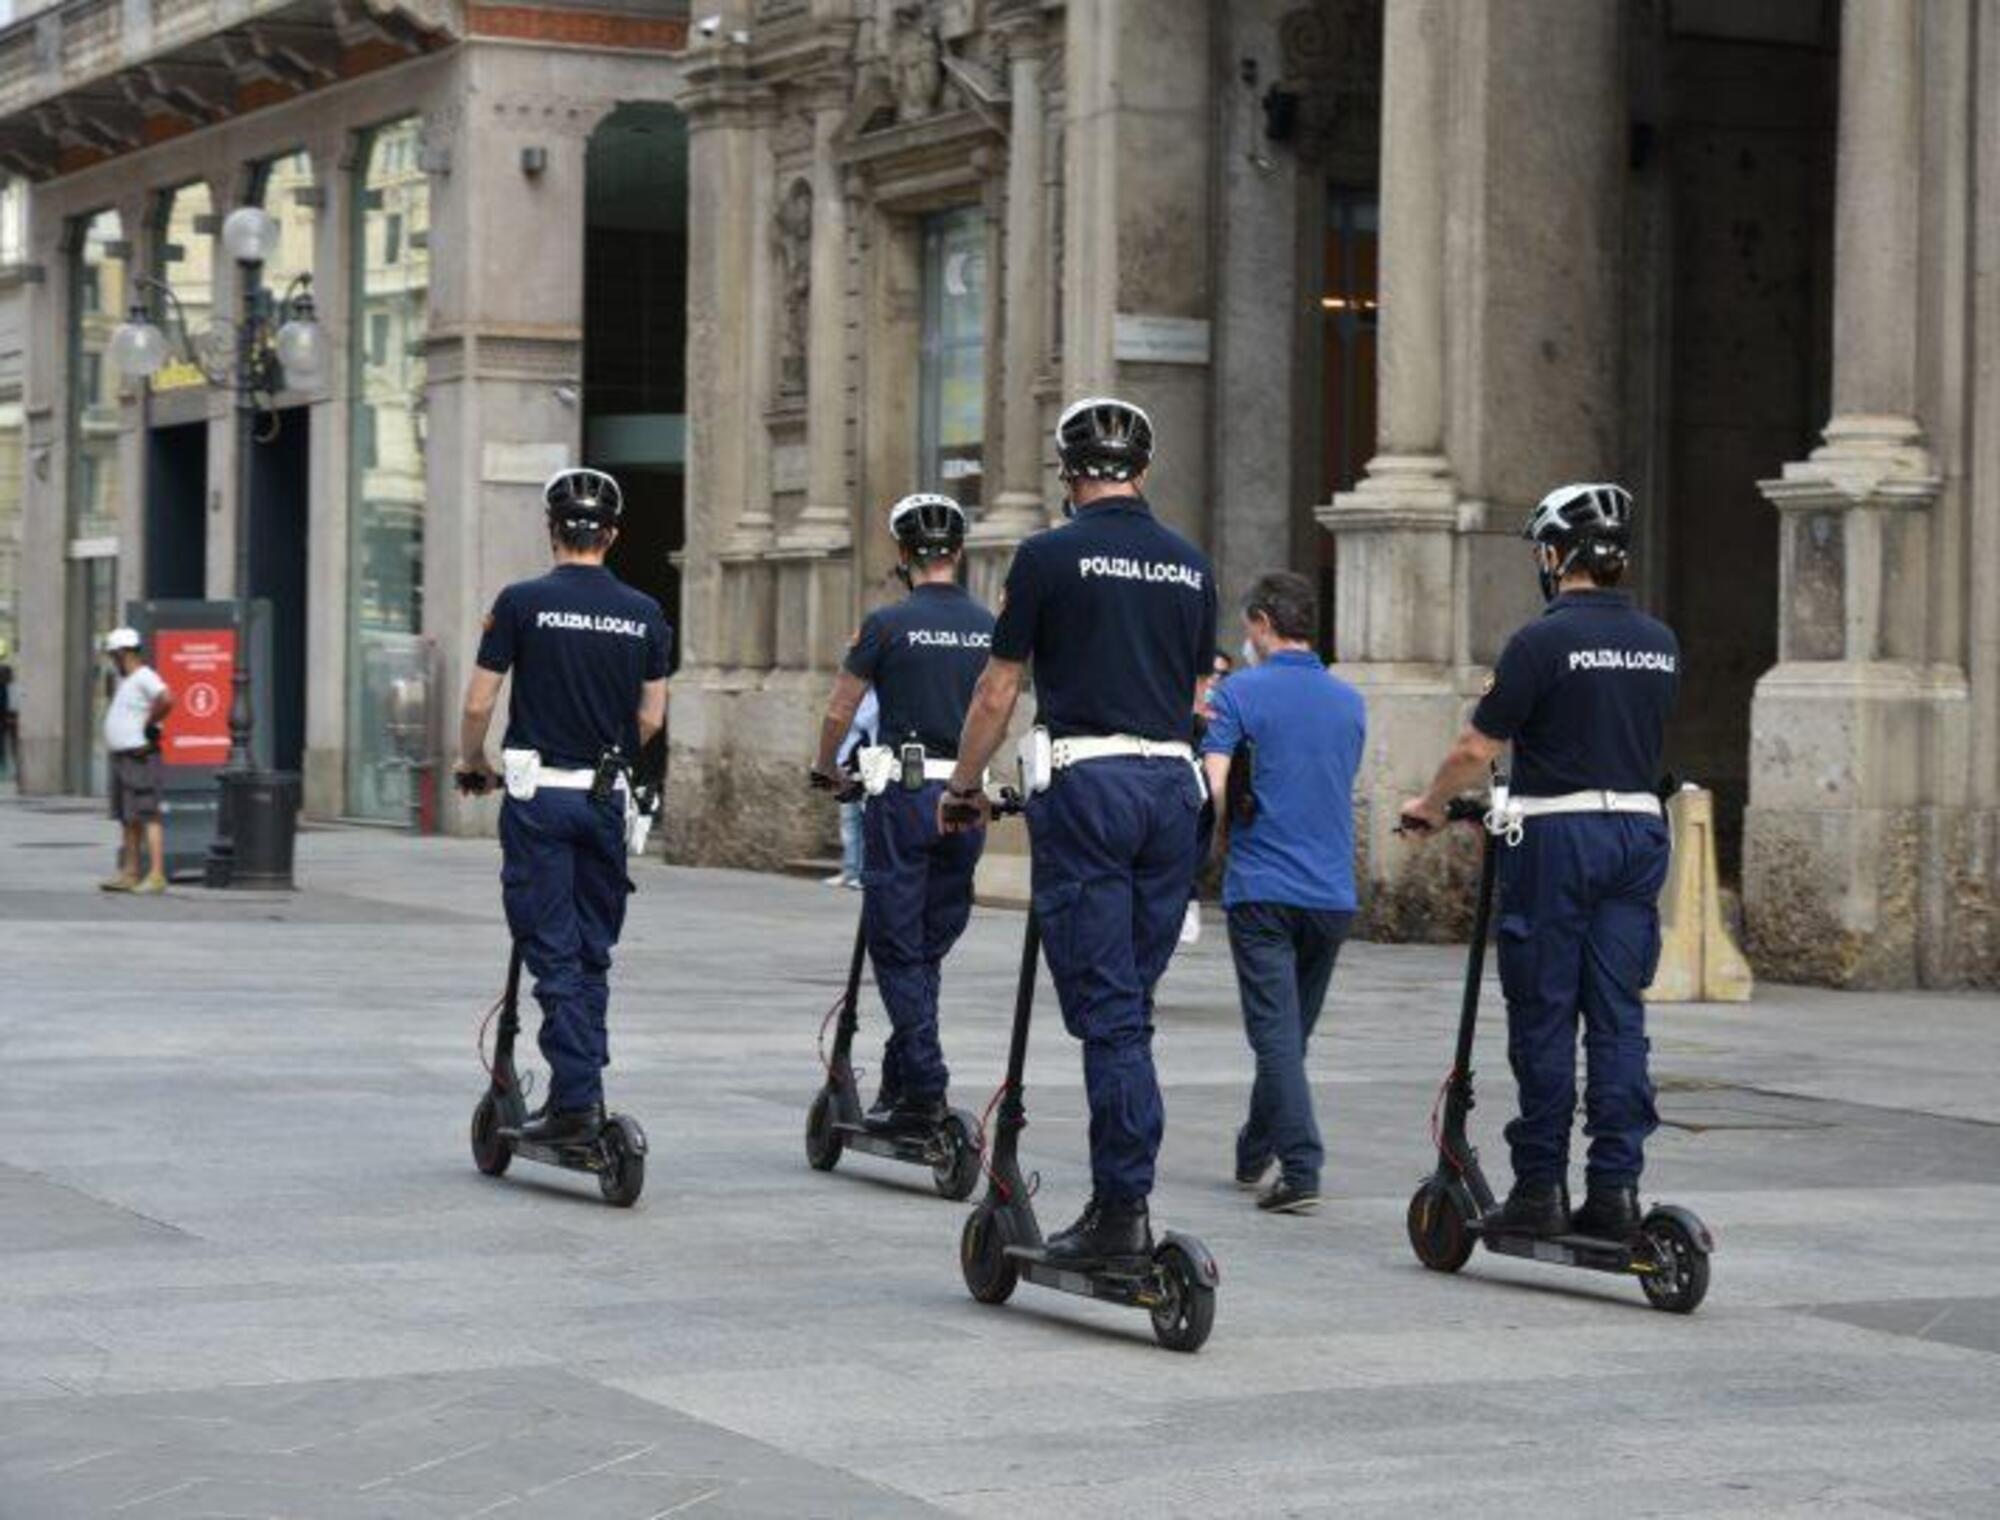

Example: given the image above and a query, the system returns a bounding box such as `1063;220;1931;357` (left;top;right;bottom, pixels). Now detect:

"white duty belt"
1049;735;1195;768
1484;786;1662;846
855;745;974;796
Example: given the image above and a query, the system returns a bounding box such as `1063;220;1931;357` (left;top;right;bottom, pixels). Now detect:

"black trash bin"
222;770;301;889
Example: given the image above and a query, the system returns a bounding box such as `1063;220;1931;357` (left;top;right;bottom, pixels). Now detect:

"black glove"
811;766;864;803
143;721;163;747
454;768;493;796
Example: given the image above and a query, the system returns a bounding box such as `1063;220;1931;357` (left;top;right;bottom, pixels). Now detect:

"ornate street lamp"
110;204;325;888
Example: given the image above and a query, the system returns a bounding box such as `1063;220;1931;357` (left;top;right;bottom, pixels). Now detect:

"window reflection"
252;149;316;297
346;117;430;821
919;207;985;509
151;182;214;395
70;209;124;540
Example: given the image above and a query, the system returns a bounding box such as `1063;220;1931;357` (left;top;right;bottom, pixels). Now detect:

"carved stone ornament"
890;3;945;122
1278;0;1383;167
774;178;814;396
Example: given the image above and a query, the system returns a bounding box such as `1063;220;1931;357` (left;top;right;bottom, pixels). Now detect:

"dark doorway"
250;407;310;775
584;102;687;668
1313;186;1379;657
145;422;207;600
1654;2;1837;877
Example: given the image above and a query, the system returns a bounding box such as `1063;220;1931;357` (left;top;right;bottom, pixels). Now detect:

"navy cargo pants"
500;789;630;1112
1028;757;1203;1205
1496;813;1671;1189
862;782;984;1102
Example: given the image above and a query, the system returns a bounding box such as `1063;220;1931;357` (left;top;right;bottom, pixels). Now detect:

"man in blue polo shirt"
1200;570;1365;1214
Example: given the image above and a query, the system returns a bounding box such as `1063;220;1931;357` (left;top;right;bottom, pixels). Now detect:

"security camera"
553;384;580;407
696;13;722;36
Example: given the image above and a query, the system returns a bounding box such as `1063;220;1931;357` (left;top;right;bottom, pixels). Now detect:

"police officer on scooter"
941;397;1217;1268
456;467;671;1146
810;494;994;1131
1400;482;1677;1240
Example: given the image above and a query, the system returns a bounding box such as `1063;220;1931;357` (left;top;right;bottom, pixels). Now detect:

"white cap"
103;626;142;653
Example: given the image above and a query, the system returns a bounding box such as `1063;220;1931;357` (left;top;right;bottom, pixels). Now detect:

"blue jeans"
1497;814;1670;1189
499;789;630;1112
838;799;865;881
1226;902;1351;1189
861;783;983;1100
1028;757;1203;1204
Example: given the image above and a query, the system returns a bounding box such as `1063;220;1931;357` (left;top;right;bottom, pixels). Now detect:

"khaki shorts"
109;750;163;825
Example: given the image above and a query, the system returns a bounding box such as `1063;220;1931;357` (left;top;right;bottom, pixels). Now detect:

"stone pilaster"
983;10;1049;541
1746;0;1958;986
1319;0;1467;932
773;93;854;674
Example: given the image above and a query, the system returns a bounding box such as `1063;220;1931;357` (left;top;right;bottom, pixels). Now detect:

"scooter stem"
1452;825;1500;1082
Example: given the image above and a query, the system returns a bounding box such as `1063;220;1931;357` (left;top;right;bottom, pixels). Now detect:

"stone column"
772;93;854;674
1317;0;1464;930
1746;0;1955;986
685;45;776;671
981;12;1050;542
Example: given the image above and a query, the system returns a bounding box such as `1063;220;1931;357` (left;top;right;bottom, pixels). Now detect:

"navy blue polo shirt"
475;564;672;768
1200;652;1366;911
1471;589;1679;797
843;582;994;757
990;495;1217;741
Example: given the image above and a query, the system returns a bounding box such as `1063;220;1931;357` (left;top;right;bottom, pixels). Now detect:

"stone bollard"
1647;785;1754;1003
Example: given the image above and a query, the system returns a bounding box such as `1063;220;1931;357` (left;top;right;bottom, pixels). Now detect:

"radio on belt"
900;742;926;792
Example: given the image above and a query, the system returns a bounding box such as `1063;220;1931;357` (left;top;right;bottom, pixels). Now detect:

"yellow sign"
150;359;207;394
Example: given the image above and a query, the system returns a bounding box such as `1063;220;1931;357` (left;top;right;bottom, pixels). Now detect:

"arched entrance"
584;103;688;665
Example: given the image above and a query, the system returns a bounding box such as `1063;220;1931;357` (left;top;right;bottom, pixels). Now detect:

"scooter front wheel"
1638;1213;1710;1314
960;1203;1018;1305
805;1087;843;1172
470;1093;512;1178
1407;1179;1475;1273
598;1116;646;1208
932;1111;982;1201
1149;1242;1216;1353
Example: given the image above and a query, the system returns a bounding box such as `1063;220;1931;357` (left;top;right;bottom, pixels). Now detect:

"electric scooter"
959;795;1220;1350
458;763;650;1208
1403;795;1714;1312
803;912;985;1200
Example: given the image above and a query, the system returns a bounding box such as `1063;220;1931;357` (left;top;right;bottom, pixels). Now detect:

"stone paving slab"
5;796;2000;1517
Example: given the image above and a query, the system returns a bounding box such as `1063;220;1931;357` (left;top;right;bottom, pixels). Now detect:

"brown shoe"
99;874;139;893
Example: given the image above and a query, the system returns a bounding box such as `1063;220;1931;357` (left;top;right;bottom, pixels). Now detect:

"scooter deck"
1004;1244;1161;1305
497;1125;618;1172
1474;1224;1646;1274
832;1119;950;1166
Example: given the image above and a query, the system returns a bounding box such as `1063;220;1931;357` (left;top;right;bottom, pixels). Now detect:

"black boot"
1571;1184;1642;1240
1044;1195;1154;1269
1487;1178;1569;1237
864;1085;902;1125
519;1102;605;1146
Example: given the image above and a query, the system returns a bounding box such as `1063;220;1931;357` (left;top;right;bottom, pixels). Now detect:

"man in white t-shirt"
100;627;175;893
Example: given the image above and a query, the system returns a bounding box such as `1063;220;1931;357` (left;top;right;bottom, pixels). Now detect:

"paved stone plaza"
4;793;2000;1518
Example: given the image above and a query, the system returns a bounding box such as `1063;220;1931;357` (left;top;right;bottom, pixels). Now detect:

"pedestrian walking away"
98;627;174;894
942;395;1217;1269
1200;571;1365;1215
1400;481;1680;1241
456;466;671;1147
811;493;993;1131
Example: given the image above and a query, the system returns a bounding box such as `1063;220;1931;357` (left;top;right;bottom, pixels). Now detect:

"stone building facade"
3;0;689;814
9;0;2000;990
667;0;2000;989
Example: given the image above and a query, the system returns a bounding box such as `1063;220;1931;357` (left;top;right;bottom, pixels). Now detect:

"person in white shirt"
100;627;174;893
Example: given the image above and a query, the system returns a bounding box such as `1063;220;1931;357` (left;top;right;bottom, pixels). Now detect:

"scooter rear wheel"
805;1087;843;1172
960;1203;1018;1305
470;1093;512;1178
1638;1213;1710;1314
932;1111;982;1201
1149;1243;1216;1353
598;1117;646;1208
1407;1179;1475;1273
